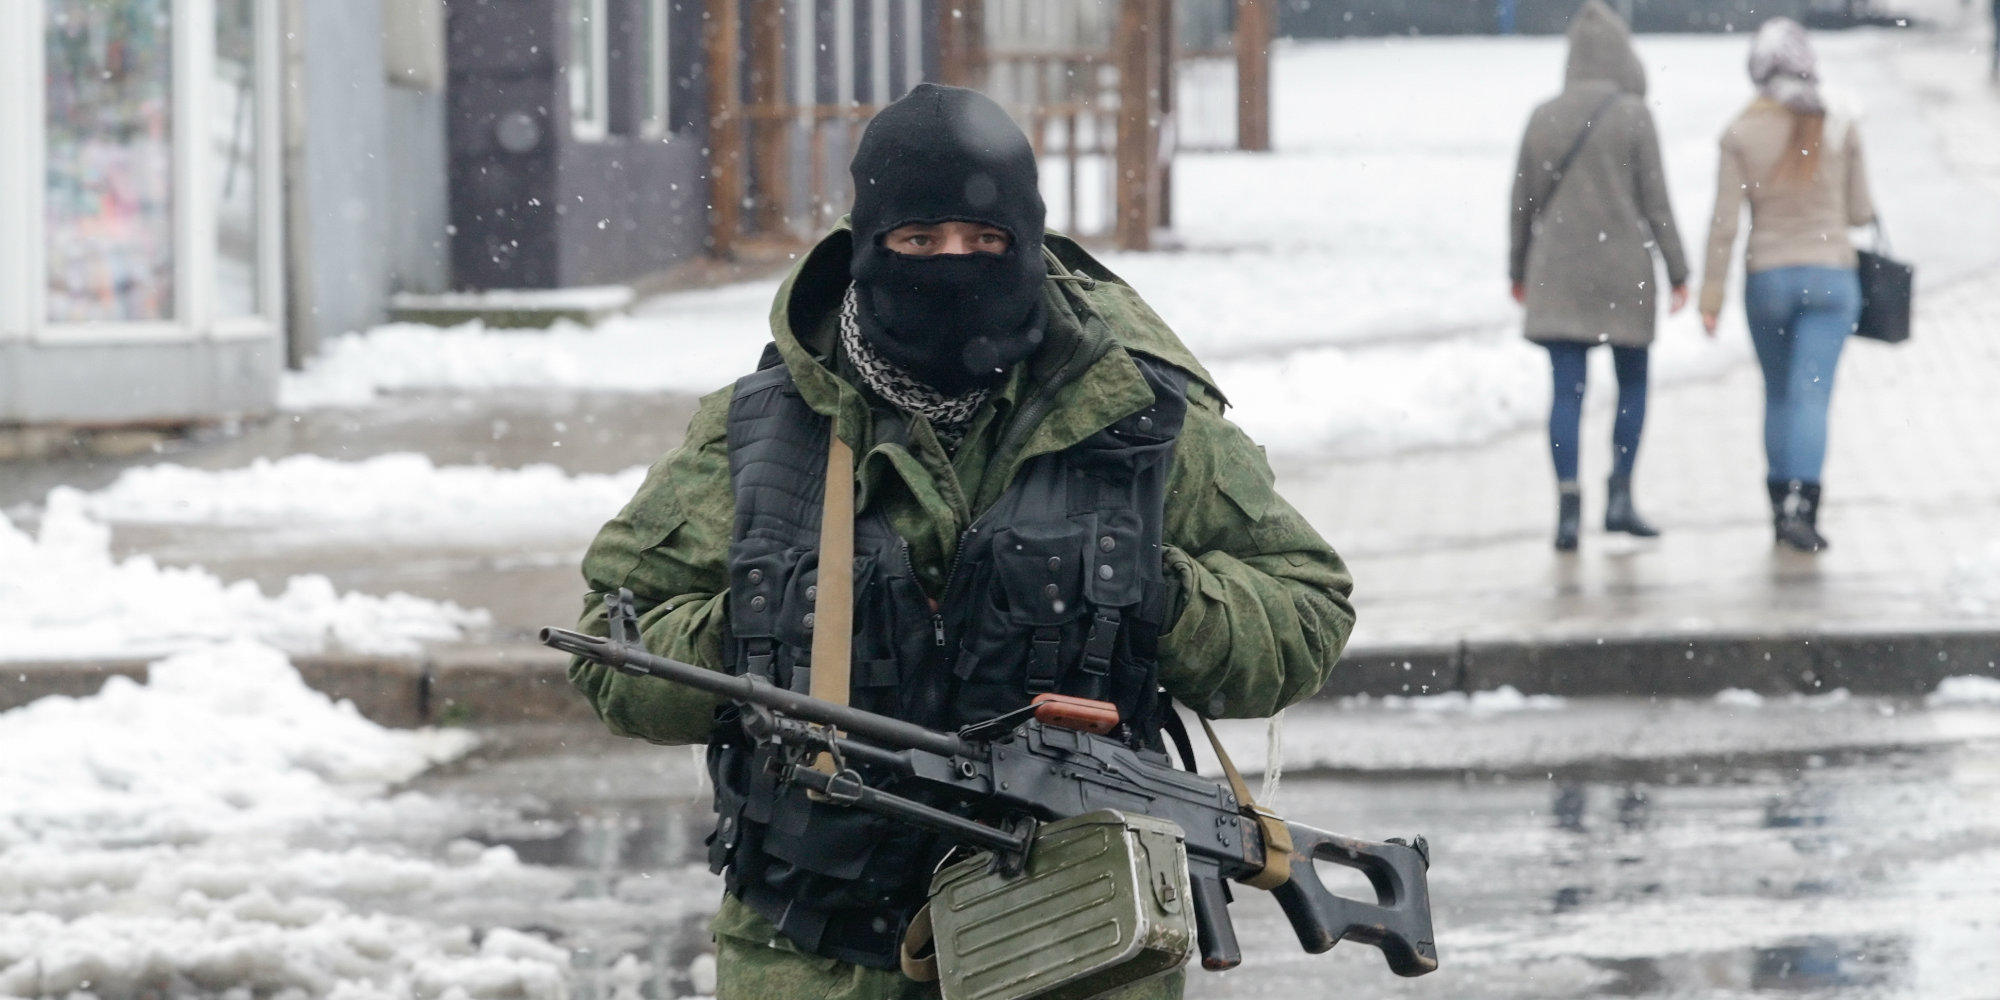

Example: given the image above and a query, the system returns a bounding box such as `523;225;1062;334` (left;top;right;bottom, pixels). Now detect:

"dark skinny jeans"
1543;341;1649;484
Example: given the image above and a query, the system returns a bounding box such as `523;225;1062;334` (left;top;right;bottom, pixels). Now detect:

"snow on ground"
0;642;659;997
1929;674;2000;706
0;641;472;848
1200;686;2000;776
73;454;645;549
280;29;2000;461
1945;538;2000;616
0;492;488;662
279;281;775;411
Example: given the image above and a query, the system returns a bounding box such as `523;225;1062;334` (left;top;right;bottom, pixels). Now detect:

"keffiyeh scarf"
838;284;990;450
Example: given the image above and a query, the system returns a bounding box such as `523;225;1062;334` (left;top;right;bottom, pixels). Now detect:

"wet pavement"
397;696;2000;999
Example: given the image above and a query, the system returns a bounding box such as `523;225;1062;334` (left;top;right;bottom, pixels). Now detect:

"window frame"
568;0;611;142
8;0;283;346
638;0;671;138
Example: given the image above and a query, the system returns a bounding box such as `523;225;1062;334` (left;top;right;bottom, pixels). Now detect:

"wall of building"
552;0;710;286
449;0;709;290
0;339;278;426
291;0;452;359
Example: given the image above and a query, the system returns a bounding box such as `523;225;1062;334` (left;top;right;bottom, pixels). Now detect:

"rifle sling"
809;431;856;772
1198;716;1293;891
899;902;939;982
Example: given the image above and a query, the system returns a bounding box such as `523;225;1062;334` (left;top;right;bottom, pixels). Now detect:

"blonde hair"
1773;110;1824;186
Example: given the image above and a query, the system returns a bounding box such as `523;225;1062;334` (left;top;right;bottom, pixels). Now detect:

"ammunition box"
928;810;1194;1000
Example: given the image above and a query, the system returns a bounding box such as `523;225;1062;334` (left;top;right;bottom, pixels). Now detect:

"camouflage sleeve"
1156;384;1356;718
566;386;738;745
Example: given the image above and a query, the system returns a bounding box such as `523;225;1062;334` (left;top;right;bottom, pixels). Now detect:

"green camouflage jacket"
568;223;1354;743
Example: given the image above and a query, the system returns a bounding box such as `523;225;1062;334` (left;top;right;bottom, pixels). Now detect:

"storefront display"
2;0;283;426
43;0;176;323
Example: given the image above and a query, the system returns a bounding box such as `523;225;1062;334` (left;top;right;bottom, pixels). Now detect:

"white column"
869;0;890;104
254;0;285;332
900;0;921;89
834;0;855;108
0;4;47;340
179;0;217;340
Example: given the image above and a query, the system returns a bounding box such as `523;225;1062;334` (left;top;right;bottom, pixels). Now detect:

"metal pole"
749;0;787;235
1114;0;1153;251
705;0;743;257
1235;0;1271;152
280;0;315;367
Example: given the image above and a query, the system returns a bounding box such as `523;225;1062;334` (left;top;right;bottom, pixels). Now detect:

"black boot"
1604;475;1659;537
1766;479;1789;534
1555;485;1581;552
1774;480;1828;552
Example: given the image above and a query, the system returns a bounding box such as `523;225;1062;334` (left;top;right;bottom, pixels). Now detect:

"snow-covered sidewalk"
9;20;2000;662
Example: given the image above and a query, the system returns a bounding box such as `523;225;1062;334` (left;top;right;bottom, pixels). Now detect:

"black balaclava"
848;84;1047;395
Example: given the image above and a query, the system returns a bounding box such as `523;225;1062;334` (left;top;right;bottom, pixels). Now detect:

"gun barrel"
541;626;971;759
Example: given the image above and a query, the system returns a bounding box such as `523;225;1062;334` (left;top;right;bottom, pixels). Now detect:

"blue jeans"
1744;266;1861;484
1543;341;1649;484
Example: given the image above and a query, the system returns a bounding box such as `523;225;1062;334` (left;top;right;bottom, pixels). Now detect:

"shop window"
569;0;609;140
639;0;671;138
44;0;176;323
213;0;259;317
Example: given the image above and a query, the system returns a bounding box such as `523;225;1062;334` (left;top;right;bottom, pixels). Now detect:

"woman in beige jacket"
1698;17;1875;553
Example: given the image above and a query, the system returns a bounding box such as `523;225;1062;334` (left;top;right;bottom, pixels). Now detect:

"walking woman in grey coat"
1698;18;1875;553
1510;0;1689;551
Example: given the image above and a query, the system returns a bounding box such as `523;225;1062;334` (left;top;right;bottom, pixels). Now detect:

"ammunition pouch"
910;810;1195;1000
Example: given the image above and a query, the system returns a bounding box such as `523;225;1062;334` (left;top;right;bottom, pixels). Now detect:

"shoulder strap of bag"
1870;216;1892;255
1535;91;1624;222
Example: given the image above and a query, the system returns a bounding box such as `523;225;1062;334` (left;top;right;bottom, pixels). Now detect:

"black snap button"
749;595;766;612
806;585;817;602
803;613;815;630
1047;556;1062;573
1044;583;1061;600
748;569;764;585
1098;536;1115;553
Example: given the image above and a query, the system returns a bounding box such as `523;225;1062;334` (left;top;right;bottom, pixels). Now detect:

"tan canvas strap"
899;902;939;981
809;432;856;776
1198;716;1294;891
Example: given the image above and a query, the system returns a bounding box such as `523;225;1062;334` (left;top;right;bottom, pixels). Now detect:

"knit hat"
1749;17;1824;115
847;84;1048;395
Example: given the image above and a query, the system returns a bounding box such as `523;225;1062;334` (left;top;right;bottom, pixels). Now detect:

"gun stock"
1268;824;1438;977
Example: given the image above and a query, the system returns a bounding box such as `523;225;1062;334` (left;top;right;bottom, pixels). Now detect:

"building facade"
0;0;458;430
1;0;285;426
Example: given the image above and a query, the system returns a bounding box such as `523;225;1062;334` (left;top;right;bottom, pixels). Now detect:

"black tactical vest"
705;349;1190;969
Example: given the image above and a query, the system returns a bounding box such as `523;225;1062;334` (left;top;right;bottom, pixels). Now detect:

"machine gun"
543;591;1437;979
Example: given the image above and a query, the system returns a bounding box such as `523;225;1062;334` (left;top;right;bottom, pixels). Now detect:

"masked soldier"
568;84;1355;1000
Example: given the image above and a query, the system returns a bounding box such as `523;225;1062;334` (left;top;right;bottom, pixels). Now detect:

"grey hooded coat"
1510;0;1689;349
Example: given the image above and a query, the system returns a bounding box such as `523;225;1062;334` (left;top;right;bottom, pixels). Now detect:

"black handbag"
1854;223;1913;344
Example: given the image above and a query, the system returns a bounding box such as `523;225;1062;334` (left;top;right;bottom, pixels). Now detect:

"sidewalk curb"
6;630;1996;728
3;644;595;730
1332;629;2000;700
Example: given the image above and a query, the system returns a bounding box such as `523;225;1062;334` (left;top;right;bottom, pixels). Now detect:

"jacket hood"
1564;0;1646;96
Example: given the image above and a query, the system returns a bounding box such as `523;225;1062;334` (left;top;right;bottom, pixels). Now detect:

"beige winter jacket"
1699;98;1877;316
